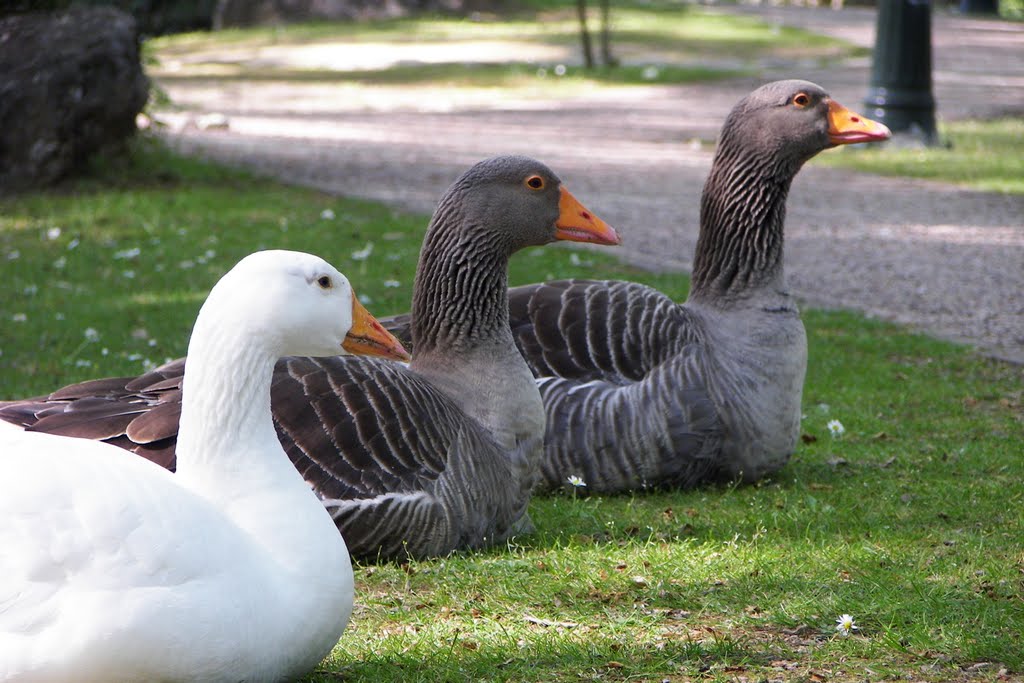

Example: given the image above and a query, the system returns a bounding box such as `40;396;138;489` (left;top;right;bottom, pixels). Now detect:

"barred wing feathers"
272;355;532;561
506;279;726;492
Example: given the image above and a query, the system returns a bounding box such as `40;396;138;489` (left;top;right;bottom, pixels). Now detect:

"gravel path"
155;5;1024;364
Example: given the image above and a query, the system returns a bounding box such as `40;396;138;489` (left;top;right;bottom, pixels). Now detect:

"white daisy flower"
351;243;374;261
827;419;845;437
567;475;586;488
835;614;857;637
113;247;141;260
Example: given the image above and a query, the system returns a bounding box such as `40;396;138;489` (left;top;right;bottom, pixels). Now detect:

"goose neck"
688;143;797;305
174;318;349;567
174;324;280;478
410;212;511;356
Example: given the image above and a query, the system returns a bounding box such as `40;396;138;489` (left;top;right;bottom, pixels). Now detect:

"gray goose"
383;80;891;493
505;81;891;492
0;156;620;560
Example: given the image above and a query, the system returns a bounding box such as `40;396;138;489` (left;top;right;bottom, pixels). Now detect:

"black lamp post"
864;0;939;145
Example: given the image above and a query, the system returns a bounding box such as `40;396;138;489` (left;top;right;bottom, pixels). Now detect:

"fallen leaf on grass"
771;660;800;670
524;615;579;628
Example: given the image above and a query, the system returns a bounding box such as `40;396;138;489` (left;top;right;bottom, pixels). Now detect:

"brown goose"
0;155;620;560
382;80;891;493
505;81;891;492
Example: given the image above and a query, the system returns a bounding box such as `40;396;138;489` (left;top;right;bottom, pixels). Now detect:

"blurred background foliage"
0;1;1019;38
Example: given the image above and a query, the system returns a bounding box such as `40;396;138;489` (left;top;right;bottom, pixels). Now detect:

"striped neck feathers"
410;195;513;356
689;135;803;303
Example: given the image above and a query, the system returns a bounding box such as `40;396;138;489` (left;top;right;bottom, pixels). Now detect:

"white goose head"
176;250;409;473
193;249;410;363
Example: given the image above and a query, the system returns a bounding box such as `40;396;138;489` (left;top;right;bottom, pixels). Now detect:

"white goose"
0;250;409;683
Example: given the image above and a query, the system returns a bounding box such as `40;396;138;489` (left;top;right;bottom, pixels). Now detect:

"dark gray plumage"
0;155;620;561
383;80;891;494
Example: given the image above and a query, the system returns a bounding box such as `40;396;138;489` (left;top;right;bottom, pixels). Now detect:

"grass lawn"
1;141;1021;681
818;118;1024;195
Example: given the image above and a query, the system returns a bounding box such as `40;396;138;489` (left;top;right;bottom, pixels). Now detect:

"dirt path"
154;5;1024;364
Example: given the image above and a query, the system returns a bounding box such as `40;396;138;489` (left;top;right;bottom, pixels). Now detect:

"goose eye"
525;175;545;190
792;92;810;108
316;275;332;289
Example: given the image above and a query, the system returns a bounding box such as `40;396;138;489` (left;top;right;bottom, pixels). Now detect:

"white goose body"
0;250;409;682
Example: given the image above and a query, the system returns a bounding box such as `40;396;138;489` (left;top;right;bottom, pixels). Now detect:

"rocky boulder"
0;7;150;192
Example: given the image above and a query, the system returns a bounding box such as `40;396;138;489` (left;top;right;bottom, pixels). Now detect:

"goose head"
201;250;410;362
440;155;621;251
719;80;891;171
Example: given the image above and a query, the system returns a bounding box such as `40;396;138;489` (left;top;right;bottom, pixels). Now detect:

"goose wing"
506;279;726;493
272;355;453;499
507;279;694;381
272;354;522;561
0;360;185;469
0;431;255;673
0;356;457;499
2;356;507;561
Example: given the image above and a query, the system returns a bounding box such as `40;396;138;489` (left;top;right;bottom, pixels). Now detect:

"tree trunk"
599;0;616;66
576;0;594;69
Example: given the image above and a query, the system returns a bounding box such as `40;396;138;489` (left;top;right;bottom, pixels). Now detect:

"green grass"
1;142;1021;681
816;118;1024;194
148;7;861;89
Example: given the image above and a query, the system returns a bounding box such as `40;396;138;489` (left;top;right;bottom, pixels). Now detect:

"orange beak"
342;291;411;362
554;186;621;246
827;99;892;146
